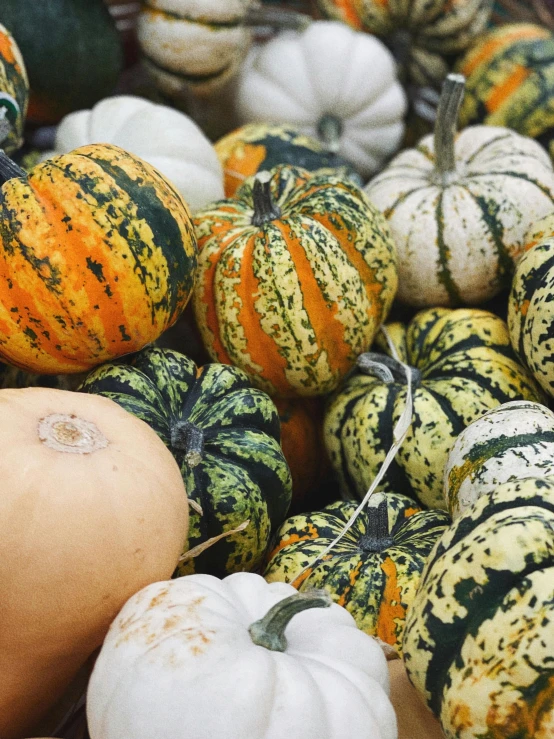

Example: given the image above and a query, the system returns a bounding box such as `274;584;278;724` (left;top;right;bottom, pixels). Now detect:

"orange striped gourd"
193;166;398;397
0;144;197;374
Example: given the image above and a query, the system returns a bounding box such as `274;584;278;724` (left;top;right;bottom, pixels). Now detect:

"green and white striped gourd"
365;74;554;307
324;308;544;510
403;476;554;738
264;492;450;654
444;400;554;519
79;346;292;578
509;213;554;397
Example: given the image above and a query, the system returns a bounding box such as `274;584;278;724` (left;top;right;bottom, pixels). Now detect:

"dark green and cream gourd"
0;23;28;154
79;346;292;577
264;492;450;653
509;213;554;397
365;74;554;307
324;308;544;510
403;476;554;738
444;400;554;519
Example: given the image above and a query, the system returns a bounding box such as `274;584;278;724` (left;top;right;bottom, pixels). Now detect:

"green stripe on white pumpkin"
444;400;554;519
365;73;554;307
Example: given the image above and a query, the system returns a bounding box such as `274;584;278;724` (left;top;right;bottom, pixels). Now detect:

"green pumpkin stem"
357;352;421;388
171;420;205;468
249;590;332;652
0;149;27;184
434;73;465;184
252;174;282;226
243;5;311;31
359;499;394;553
317;114;343;154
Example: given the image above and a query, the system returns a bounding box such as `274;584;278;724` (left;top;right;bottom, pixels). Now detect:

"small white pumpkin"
444;400;554;520
137;0;254;98
235;21;407;178
365;74;554;307
87;572;397;739
42;95;224;213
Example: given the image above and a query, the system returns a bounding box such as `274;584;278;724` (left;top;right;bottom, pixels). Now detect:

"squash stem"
358;498;394;552
317;114;342;154
252;174;282;226
243;4;311;31
434;74;465;185
0;149;27;184
357;352;421;388
171;420;205;468
249;590;332;652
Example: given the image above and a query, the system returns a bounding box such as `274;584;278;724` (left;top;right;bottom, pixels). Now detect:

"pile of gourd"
1;1;554;738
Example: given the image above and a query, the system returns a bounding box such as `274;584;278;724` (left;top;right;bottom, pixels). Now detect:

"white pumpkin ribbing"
235;21;407;178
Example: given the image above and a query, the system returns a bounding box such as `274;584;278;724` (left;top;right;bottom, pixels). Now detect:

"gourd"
0;0;123;123
403;476;554;738
365;74;554;307
274;396;328;508
215;122;361;197
444;400;554;519
42;96;224;213
235;21;407;178
324;308;544;510
194;165;398;397
0;23;28;154
508;213;554;396
264;492;450;653
0;387;188;739
79;346;292;577
315;0;493;87
137;0;254;99
87;572;397;739
456;23;554;159
0;144;197;374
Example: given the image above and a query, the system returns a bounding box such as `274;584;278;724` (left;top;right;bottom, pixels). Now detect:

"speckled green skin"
264;492;450;653
324;307;544;510
79;346;292;577
403;476;554;739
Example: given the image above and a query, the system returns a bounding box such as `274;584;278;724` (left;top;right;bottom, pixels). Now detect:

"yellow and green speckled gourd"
193;165;398;398
324;308;544;510
508;212;554;396
315;0;493;86
264;492;450;654
0;144;197;375
456;23;554;158
0;23;28;154
215;123;361;198
403;476;554;738
79;345;292;578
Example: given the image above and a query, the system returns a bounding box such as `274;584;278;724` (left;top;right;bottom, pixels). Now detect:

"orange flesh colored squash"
0;387;188;739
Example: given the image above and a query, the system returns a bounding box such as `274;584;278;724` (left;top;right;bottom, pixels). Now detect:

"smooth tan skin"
388;659;445;739
0;388;188;739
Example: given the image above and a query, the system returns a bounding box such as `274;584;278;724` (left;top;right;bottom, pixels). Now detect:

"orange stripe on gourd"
377;556;407;646
267;523;320;558
486;65;530;112
459;26;549;76
0;32;17;67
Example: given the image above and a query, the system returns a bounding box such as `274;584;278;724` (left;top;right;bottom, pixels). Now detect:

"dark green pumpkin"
403;476;554;737
264;492;450;654
0;0;123;123
324;308;544;510
79;346;292;577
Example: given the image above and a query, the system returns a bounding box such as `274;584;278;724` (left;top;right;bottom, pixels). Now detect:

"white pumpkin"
365;74;554;307
444;400;554;520
87;572;397;739
137;0;254;98
43;95;224;213
235;21;407;178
